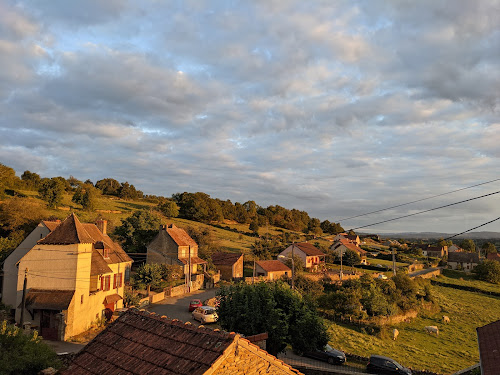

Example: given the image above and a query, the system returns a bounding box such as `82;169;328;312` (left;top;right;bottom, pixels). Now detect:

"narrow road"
278;350;367;374
147;288;219;326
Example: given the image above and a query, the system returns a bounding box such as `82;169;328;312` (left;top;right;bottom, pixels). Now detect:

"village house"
61;309;303;375
279;242;325;271
487;253;500;262
331;239;368;265
476;319;500;375
333;233;361;244
3;213;132;340
447;251;480;272
448;244;464;252
254;260;291;281
146;224;207;277
422;245;448;258
211;252;244;281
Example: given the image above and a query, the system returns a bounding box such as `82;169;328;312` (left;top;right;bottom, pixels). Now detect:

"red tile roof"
37;213;132;269
292;243;325;257
256;260;291;273
487;253;500;262
178;256;207;265
477;320;500;375
62;309;237;375
23;289;74;310
165;224;198;247
211;252;243;266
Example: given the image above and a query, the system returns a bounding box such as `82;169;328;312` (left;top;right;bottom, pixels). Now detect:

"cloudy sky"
1;0;499;233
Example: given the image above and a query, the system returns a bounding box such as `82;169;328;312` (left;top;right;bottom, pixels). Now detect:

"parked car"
367;355;412;375
377;274;388;280
304;344;346;365
192;306;218;324
188;299;203;312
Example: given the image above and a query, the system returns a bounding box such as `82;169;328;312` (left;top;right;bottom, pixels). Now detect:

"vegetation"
473;260;500;284
0;321;60;375
114;210;162;252
217;281;328;356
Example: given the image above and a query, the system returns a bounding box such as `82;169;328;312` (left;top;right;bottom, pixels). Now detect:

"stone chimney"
96;220;107;235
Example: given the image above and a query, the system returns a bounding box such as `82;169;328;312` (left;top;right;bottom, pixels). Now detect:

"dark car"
367;355;412;375
304;344;346;365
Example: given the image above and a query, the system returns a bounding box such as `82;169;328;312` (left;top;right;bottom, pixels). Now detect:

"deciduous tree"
114;210;162;252
38;178;66;208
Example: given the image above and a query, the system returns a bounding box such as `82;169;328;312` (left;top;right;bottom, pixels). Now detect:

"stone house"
211;252;244;280
448;244;464;252
61;309;303;375
477;319;500;375
422;245;448;258
255;260;291;281
331;239;368;265
279;242;325;271
5;213;132;340
333;233;360;244
146;224;207;277
447;251;479;272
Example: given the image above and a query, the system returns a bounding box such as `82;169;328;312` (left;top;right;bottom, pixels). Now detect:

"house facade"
279;242;325;271
62;309;303;375
255;260;291;281
331;239;368;265
211;252;244;280
9;214;132;340
422;246;448;258
447;252;479;272
146;224;206;276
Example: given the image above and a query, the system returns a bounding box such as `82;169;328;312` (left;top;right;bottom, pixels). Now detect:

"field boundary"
430;280;500;297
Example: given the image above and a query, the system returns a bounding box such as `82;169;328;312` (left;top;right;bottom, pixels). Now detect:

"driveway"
147;288;219;326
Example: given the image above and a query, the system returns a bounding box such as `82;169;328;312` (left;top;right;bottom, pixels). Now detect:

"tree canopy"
217;281;328;356
38;178;66;208
459;239;476;253
114;210;162;252
473;260;500;284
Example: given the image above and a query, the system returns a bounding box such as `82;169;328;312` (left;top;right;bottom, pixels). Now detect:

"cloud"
0;0;499;233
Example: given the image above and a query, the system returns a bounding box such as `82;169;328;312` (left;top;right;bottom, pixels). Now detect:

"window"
113;273;123;288
113;274;117;289
101;275;111;291
104;248;109;258
81;295;84;304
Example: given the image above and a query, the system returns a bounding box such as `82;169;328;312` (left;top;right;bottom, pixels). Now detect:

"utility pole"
291;245;295;290
340;249;343;281
392;247;397;276
188;245;192;293
19;268;28;326
252;259;256;284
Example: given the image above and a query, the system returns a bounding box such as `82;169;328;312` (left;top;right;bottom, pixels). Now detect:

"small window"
104;248;109;258
81;295;84;304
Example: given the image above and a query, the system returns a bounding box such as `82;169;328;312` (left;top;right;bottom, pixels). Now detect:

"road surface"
147;288;219;326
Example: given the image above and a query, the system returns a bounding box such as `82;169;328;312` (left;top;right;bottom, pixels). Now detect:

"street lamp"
278;254;295;290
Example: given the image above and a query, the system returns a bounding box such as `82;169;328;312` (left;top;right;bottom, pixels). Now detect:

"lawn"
435;269;500;294
326;285;500;374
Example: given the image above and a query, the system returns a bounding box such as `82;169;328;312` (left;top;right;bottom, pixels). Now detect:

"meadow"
327;279;500;374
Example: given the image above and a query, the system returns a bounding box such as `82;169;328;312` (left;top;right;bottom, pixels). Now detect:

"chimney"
96;220;107;235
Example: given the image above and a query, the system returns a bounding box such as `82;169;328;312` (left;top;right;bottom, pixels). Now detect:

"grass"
366;258;409;268
435;269;500;294
326;285;500;374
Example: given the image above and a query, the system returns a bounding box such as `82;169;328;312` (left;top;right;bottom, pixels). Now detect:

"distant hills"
365;231;500;240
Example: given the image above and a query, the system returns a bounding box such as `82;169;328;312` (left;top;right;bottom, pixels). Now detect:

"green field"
327;284;500;374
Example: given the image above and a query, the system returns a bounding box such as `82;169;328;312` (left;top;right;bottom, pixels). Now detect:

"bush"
0;320;60;374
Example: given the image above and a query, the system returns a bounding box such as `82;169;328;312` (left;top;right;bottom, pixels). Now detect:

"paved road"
147;288;219;326
278;350;367;374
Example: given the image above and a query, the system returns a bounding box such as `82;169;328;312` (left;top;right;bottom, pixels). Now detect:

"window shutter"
100;277;104;290
113;274;117;288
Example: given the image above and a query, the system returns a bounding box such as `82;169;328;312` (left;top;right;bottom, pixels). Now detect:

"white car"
192;306;218;324
377;274;388;280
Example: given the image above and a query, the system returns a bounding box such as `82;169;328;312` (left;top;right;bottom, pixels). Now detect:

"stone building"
211;252;244;280
61;309;303;375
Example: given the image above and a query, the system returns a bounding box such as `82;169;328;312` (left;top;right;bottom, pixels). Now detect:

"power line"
350;190;500;231
337;177;500;222
442;216;500;242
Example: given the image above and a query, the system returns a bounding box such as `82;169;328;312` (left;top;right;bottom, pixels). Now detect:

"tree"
217;282;328;356
133;263;164;293
249;218;260;235
473;260;500;284
72;184;100;211
114;210;162;252
157;200;179;218
119;182;140;200
21;171;41;190
342;249;361;268
0;197;47;234
95;178;121;195
460;239;476;253
0;320;60;374
481;242;497;255
38;178;65;208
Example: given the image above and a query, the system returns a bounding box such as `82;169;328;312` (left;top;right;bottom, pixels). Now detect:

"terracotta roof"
178;256;207;265
256;260;291;273
23;289;74;310
165;224;198;247
487;253;500;262
211;252;243;266
39;213;94;244
38;213;132;267
62;309;237;375
42;220;61;232
337;242;367;255
448;252;479;263
91;249;113;275
292;243;325;257
104;294;122;305
477;320;500;375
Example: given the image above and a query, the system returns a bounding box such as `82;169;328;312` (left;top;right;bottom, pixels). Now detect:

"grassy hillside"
327;279;500;374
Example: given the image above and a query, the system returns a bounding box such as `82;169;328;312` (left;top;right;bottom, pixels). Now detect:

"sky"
1;0;499;234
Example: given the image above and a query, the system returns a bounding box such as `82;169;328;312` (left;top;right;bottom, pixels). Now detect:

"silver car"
192;306;218;324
